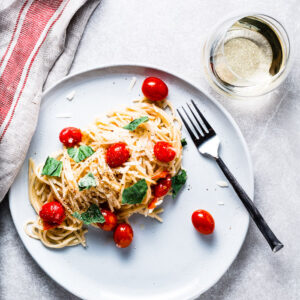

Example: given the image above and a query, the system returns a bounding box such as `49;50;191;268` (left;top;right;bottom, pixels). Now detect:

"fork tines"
177;100;215;142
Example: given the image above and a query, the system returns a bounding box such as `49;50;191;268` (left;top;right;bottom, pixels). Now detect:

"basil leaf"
181;138;187;147
122;179;148;204
78;172;97;191
123;116;149;131
171;169;187;198
41;157;62;177
67;145;94;163
72;204;105;225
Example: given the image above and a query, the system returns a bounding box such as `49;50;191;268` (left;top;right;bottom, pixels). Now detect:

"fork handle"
215;157;284;253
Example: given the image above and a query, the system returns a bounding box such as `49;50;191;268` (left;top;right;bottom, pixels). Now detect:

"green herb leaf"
72;204;105;225
122;179;148;204
78;172;97;191
171;169;187;198
123;116;149;131
181;138;187;147
41;157;62;177
67;145;94;163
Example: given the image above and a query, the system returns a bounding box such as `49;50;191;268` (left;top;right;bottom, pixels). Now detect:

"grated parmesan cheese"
217;180;229;187
128;77;137;91
156;200;163;206
66;90;76;101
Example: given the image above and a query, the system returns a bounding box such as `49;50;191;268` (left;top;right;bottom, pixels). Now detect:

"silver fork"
177;100;283;253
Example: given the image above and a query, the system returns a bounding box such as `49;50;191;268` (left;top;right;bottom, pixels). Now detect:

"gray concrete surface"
1;0;300;299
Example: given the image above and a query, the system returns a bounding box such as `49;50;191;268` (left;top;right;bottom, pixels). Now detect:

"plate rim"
9;63;254;300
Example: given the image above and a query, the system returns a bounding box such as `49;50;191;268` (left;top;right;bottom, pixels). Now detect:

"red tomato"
97;209;118;231
154;175;172;197
142;77;168;101
152;170;169;180
154;141;176;162
191;209;215;235
113;223;134;248
59;127;82;147
39;201;65;230
106;142;130;168
42;221;56;231
148;197;159;210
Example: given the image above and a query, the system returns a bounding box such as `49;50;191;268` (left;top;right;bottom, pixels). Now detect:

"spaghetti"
26;100;183;248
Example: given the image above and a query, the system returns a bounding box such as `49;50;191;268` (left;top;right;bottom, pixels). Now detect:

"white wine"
206;15;289;97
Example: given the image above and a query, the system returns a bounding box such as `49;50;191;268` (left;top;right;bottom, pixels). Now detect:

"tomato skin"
42;221;57;230
191;209;215;235
97;210;118;231
154;141;176;162
59;127;82;147
106;142;130;168
113;223;134;248
152;170;169;180
148;197;159;210
39;202;65;230
142;77;168;101
154;175;172;197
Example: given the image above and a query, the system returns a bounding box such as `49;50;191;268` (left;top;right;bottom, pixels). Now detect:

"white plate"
10;65;254;300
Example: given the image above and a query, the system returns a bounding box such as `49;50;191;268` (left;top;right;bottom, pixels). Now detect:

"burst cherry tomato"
148;197;159;210
191;209;215;235
97;209;118;231
106;142;130;168
152;170;169;180
39;201;65;230
59;127;82;147
154;141;176;162
142;77;168;101
154;175;172;197
113;223;134;248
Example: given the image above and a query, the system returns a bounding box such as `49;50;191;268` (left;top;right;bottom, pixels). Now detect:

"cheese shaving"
66;90;76;101
128;76;137;91
217;180;229;187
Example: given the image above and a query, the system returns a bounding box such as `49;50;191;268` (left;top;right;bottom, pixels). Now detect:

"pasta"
26;99;183;248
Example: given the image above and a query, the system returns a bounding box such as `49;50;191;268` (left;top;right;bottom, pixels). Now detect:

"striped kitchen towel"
0;0;101;202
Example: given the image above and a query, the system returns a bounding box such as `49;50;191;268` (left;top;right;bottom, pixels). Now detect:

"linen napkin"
0;0;101;202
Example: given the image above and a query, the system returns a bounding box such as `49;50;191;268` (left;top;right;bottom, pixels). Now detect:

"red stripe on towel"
0;0;70;141
0;0;63;127
0;0;30;69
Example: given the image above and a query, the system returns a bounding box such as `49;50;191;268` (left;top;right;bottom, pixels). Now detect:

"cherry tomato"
191;209;215;235
42;221;56;230
152;170;169;180
154;175;172;197
106;142;130;168
97;209;118;231
39;201;65;230
59;127;82;147
113;223;134;248
148;197;159;210
154;141;176;162
142;77;168;101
